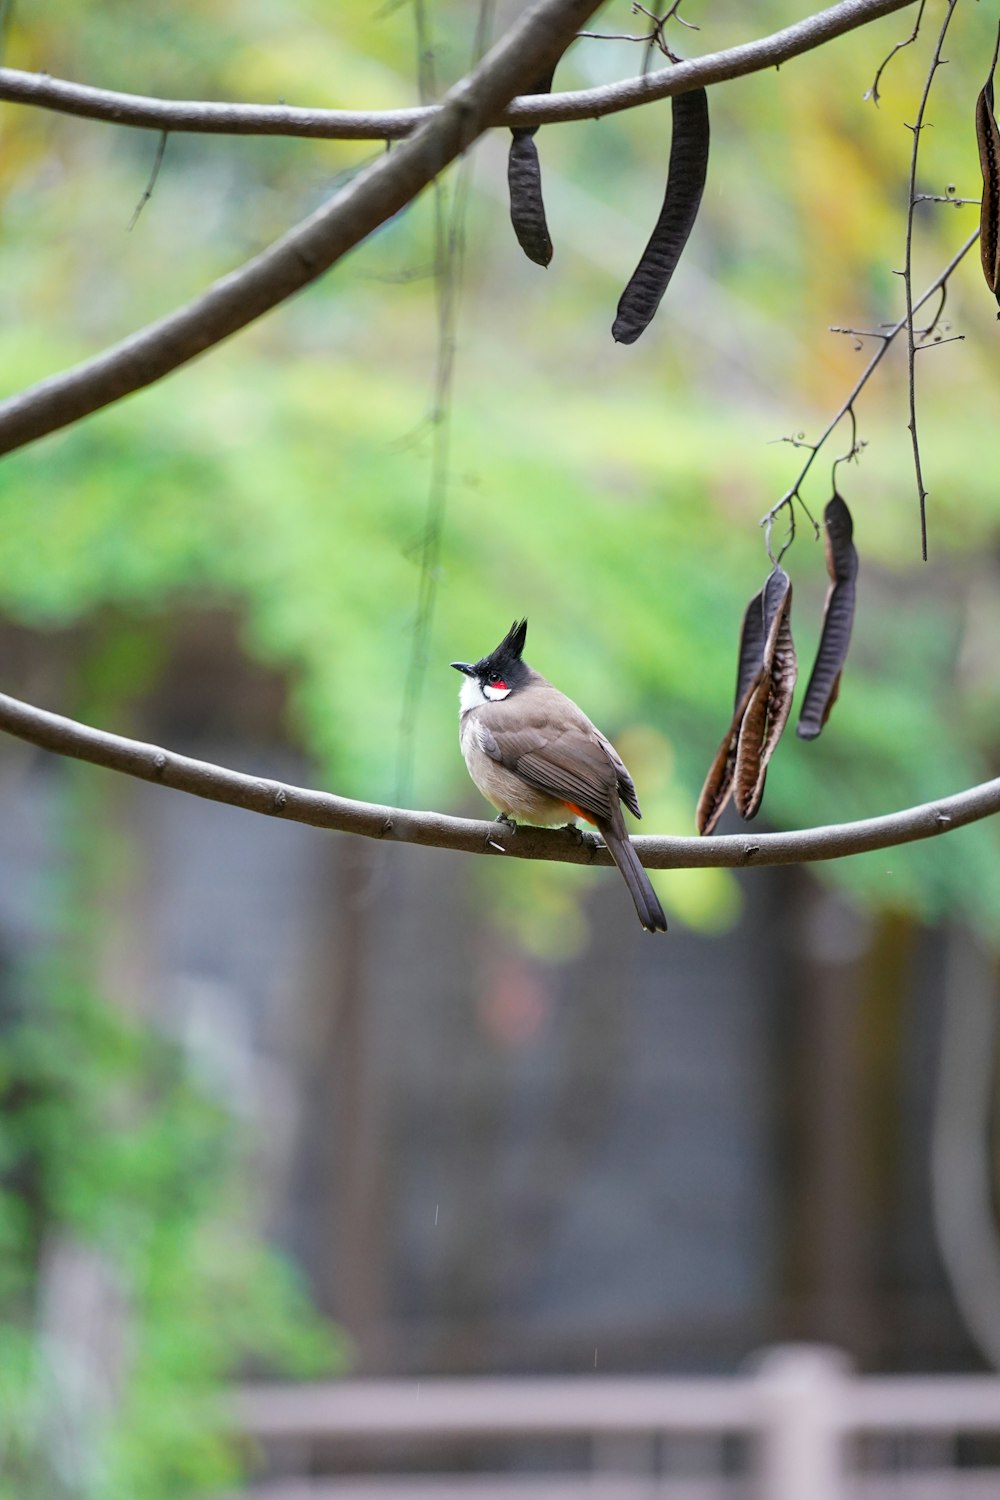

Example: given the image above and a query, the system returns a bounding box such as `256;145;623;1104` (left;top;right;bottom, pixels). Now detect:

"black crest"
477;618;528;679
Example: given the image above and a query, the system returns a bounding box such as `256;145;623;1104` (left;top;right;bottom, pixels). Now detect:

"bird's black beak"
451;662;476;676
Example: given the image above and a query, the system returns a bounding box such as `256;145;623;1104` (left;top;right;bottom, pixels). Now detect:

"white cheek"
459;676;485;712
483;683;512;702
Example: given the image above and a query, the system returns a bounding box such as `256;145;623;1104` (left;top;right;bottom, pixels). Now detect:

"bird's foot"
494;812;518;832
564;824;601;857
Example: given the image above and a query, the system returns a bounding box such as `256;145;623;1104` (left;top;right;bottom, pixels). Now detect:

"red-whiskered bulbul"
451;619;668;933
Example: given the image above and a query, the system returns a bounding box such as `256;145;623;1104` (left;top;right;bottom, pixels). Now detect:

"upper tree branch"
0;688;994;872
0;0;917;141
0;0;918;461
0;0;604;457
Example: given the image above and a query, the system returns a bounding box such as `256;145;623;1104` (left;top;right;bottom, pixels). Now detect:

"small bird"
451;619;667;933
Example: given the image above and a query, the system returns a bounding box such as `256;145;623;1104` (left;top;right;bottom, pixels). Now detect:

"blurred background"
0;1;999;1495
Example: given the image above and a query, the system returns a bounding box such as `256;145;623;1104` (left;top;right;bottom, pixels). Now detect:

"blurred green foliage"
0;0;998;1478
0;961;339;1500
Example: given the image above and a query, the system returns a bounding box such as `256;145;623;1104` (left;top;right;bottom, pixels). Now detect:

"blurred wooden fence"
230;1345;1000;1499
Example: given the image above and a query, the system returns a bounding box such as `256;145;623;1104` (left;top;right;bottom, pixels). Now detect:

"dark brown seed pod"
696;691;755;836
695;735;739;838
696;585;766;836
508;66;556;268
797;494;859;741
734;569;796;820
697;567;795;835
508;135;553;266
732;672;770;824
976;21;1000;300
760;563;793;648
733;583;767;711
736;605;797;821
760;609;798;771
612;87;710;344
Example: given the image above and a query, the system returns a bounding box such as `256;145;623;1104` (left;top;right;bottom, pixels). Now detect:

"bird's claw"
565;824;601;857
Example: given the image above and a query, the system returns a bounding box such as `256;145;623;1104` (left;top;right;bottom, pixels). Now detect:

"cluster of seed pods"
696;496;859;835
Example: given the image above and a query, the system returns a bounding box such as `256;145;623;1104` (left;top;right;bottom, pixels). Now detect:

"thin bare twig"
661;2;699;33
761;228;979;549
914;332;964;350
127;129;168;231
831;405;864;491
0;687;995;871
0;0;919;140
865;0;925;104
577;30;650;42
902;0;960;562
914;192;978;206
915;279;948;343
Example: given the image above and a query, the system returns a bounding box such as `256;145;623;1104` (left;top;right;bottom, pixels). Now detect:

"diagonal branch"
0;0;604;458
0;0;918;140
761;226;979;546
0;687;995;872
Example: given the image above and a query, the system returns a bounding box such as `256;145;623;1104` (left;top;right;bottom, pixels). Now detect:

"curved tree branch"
0;688;994;871
0;0;917;140
0;0;604;458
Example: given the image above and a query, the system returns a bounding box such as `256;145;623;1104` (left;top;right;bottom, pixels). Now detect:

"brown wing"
595;730;641;819
478;679;637;825
517;737;620;823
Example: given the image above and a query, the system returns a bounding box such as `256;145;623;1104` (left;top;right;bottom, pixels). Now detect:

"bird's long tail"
599;818;668;933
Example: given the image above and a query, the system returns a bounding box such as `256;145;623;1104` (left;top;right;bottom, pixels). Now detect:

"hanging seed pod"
507;66;556;267
733;582;768;710
798;494;859;741
759;611;798;771
697;567;795;834
976;21;1000;301
734;569;797;820
612;87;710;344
731;673;770;824
696;584;766;835
508;136;552;265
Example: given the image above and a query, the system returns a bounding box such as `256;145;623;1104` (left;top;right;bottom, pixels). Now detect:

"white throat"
458;676;510;712
458;676;484;713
